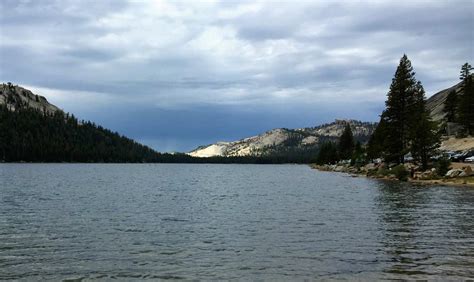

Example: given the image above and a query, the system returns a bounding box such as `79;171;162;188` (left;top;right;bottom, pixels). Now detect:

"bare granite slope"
425;80;464;122
0;83;61;114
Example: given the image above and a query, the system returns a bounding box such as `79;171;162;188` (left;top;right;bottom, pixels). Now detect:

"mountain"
3;80;468;162
0;83;163;162
190;79;471;158
0;83;61;114
425;80;464;122
189;120;377;157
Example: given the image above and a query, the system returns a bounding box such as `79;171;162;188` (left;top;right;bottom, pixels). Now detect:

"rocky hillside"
190;79;471;158
426;80;464;122
0;83;61;114
189;120;377;157
425;79;474;152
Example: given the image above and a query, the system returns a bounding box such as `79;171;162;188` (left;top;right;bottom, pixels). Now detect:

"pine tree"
409;82;439;169
371;55;439;165
411;112;439;169
350;141;365;166
366;118;387;161
338;123;354;160
458;63;474;135
316;141;339;165
378;55;419;163
444;89;457;122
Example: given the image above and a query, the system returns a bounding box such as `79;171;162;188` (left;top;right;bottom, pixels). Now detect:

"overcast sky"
1;0;472;152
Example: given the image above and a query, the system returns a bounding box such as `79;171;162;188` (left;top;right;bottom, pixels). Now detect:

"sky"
1;0;473;152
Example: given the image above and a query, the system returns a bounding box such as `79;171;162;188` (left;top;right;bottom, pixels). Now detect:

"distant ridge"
189;120;377;157
190;79;471;158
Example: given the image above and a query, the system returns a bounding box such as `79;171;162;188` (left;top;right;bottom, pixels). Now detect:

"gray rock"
446;169;464;178
364;163;376;170
334;166;344;172
0;83;61;115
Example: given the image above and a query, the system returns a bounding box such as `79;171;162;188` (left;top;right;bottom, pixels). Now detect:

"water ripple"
0;163;473;280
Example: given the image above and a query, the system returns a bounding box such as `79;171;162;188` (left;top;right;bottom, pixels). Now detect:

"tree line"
0;97;319;163
314;124;364;166
0;104;164;162
2;57;470;165
316;56;473;169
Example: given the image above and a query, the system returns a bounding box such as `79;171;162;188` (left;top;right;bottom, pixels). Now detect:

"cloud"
1;0;472;151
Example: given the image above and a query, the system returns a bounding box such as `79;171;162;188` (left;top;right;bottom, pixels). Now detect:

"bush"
435;155;451;177
392;164;409;181
376;167;390;177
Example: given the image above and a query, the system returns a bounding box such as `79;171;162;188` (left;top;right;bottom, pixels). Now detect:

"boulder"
462;166;473;176
364;163;376;171
414;169;437;180
446;169;464;178
334;166;344;172
413;171;423;180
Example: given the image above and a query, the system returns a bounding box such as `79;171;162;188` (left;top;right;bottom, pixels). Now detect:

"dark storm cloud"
1;0;472;151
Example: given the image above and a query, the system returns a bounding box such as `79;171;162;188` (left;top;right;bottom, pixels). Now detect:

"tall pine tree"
371;55;439;165
458;63;474;135
378;55;419;163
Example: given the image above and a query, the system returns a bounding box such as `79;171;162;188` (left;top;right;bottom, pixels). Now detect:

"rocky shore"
311;162;474;187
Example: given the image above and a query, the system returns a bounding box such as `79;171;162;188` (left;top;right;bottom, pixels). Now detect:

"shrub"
435;155;451;177
377;167;390;177
392;164;409;181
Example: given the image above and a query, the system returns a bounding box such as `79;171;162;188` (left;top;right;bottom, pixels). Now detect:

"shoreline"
310;164;474;188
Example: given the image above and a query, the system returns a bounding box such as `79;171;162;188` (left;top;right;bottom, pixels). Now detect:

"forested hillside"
0;83;319;163
0;105;163;162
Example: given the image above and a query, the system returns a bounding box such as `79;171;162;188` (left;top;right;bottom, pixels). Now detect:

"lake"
1;164;473;280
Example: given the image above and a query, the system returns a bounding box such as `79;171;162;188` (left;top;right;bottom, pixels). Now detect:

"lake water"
1;164;473;280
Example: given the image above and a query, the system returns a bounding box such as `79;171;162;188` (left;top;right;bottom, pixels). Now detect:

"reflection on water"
0;164;473;280
374;181;474;278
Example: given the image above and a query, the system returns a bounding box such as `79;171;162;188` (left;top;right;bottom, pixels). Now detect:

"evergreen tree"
444;89;457;122
371;54;439;165
378;55;419;163
458;63;474;135
316;141;339;165
366;118;387;161
338;123;354;160
350;141;365;166
410;112;439;169
409;82;439;169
